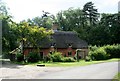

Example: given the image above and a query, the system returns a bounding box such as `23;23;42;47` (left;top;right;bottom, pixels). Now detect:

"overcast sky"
3;0;120;22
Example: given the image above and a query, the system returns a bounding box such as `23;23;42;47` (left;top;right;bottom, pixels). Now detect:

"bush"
48;52;63;62
62;57;76;62
104;45;120;58
89;44;120;61
89;48;109;60
27;52;40;63
85;56;91;62
44;55;52;62
47;52;76;62
89;45;99;51
16;53;24;62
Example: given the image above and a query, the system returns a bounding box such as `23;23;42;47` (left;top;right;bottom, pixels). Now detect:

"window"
68;51;72;56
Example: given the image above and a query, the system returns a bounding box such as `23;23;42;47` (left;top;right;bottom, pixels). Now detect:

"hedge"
89;44;120;60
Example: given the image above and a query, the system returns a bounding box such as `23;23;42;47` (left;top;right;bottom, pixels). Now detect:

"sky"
3;0;120;22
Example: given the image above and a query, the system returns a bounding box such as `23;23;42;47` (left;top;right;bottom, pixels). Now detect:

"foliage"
90;48;109;60
89;45;120;60
104;45;120;58
56;2;120;45
62;57;76;62
27;11;55;29
1;1;19;56
57;7;85;31
85;56;91;62
47;52;76;62
16;53;24;62
89;45;99;51
83;2;99;26
90;13;120;45
18;22;53;48
48;52;63;62
27;52;40;63
0;0;9;18
1;1;53;57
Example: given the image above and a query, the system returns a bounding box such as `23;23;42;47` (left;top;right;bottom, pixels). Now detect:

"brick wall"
23;47;88;58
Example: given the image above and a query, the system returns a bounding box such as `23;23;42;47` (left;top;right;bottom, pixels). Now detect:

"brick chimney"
52;22;59;31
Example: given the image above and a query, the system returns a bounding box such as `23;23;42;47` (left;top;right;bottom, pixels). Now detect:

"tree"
98;13;120;44
0;1;18;57
83;2;99;26
27;11;54;29
17;21;53;54
85;13;120;45
57;8;85;31
0;0;9;18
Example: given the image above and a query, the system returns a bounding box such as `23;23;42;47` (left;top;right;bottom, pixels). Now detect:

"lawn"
24;58;120;67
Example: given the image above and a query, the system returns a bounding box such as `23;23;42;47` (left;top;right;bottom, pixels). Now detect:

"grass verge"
42;58;120;67
13;58;120;67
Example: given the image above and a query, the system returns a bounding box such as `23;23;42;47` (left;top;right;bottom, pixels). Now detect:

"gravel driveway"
0;61;119;79
0;61;70;79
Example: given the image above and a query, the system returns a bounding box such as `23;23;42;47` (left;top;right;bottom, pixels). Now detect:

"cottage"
23;23;88;59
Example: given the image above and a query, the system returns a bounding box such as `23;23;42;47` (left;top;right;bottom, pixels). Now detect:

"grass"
14;58;120;67
41;58;120;67
112;72;120;81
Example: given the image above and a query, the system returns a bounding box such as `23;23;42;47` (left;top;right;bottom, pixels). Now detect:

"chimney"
52;22;59;31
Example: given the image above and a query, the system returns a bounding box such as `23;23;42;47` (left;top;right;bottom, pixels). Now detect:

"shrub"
104;45;120;58
85;56;91;62
44;54;52;62
27;52;40;63
16;53;24;62
89;45;99;51
49;52;63;62
62;57;76;62
47;52;76;62
89;48;109;60
89;45;120;61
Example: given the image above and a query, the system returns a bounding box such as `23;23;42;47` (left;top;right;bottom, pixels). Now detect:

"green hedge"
89;44;120;60
104;45;120;58
89;48;109;60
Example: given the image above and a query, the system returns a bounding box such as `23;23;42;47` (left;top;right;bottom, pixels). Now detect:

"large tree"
16;22;53;54
57;7;85;31
83;2;99;26
0;1;18;55
85;13;120;45
27;11;54;29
